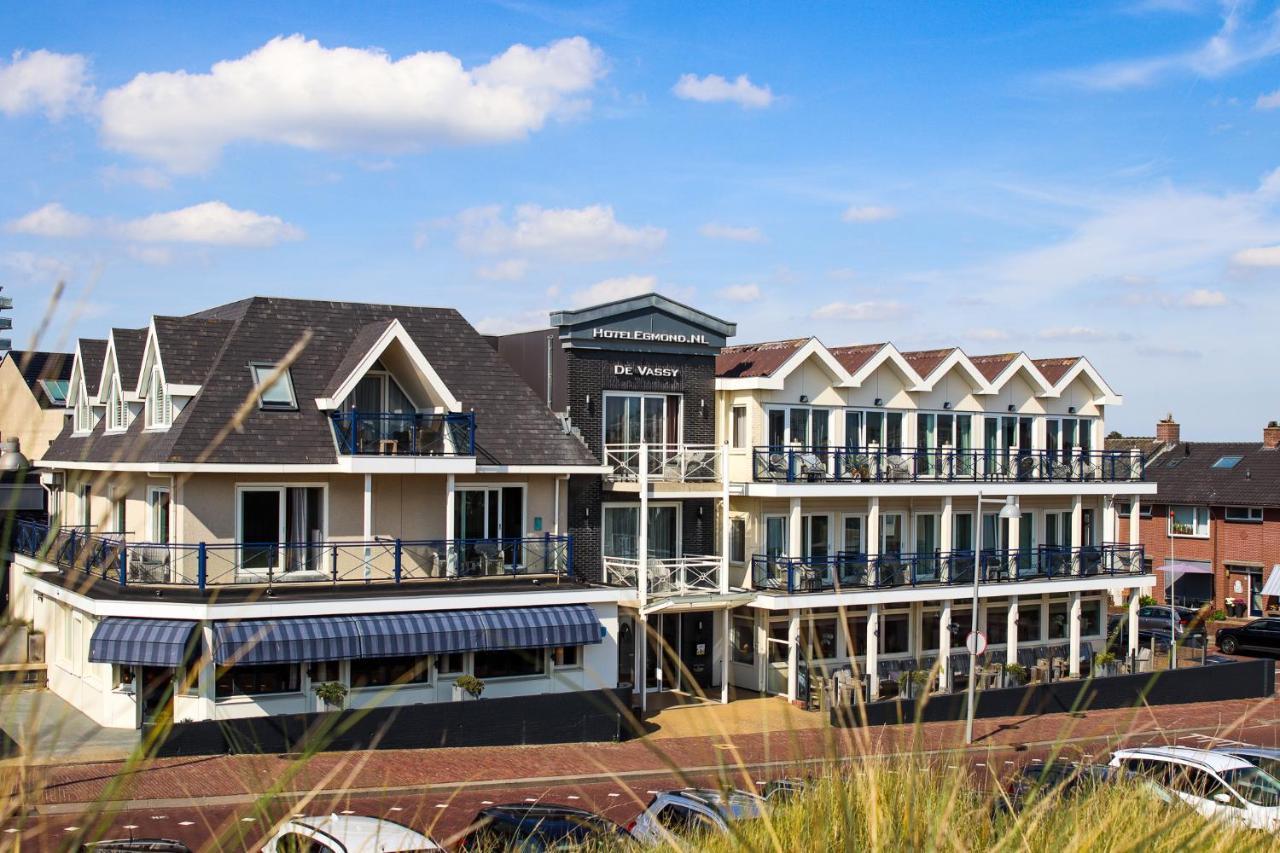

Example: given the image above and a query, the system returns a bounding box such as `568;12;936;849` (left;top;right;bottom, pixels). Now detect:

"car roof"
661;789;766;818
1215;746;1280;760
1113;746;1254;773
288;815;439;851
483;803;609;819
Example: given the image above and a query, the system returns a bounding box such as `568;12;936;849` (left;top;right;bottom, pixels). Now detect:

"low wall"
833;660;1275;728
151;687;633;757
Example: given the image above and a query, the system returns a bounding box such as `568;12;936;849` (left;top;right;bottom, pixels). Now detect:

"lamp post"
965;492;1022;745
1168;510;1177;670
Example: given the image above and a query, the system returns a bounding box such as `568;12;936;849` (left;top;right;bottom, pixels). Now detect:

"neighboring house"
1106;416;1280;617
0;349;73;458
8;297;612;729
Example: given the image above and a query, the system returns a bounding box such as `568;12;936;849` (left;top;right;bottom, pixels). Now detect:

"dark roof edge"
550;292;737;336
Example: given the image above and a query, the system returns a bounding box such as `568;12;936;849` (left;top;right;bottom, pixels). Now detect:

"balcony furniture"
798;452;827;481
475;543;505;576
377;438;398;455
764;452;788;480
128;546;171;584
884;455;911;481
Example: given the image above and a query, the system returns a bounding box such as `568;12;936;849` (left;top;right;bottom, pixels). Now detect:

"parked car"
759;777;812;803
1136;605;1206;643
1104;616;1173;654
83;842;193;852
456;803;629;850
1215;618;1280;656
627;789;766;845
261;815;441;852
1213;746;1280;779
1108;746;1280;831
1000;761;1131;813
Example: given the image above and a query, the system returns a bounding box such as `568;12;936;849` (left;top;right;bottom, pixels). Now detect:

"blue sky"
3;1;1280;438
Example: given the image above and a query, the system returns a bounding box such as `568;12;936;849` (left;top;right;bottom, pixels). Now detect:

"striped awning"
213;617;362;666
88;618;198;667
475;605;603;651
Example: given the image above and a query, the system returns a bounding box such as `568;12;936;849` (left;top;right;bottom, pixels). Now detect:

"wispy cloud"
673;72;774;108
475;258;528;281
0;49;94;119
842;205;898;223
811;300;905;321
698;222;765;243
571;274;658;307
452;203;665;261
1037;326;1133;342
6;200;304;247
1180;287;1227;307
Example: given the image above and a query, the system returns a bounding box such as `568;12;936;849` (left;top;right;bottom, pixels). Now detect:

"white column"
938;600;952;692
1128;590;1141;658
445;473;457;577
721;610;731;704
639;444;650;605
1006;596;1019;667
1103;499;1118;545
720;444;731;594
362;473;373;580
866;603;881;700
638;614;649;713
788;498;802;559
786;609;800;702
866;497;881;559
1068;591;1083;677
941;496;954;553
197;622;215;721
1070;495;1084;574
1129;497;1141;547
1006;507;1020;578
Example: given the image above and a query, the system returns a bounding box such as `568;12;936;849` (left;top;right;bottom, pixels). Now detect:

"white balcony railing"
604;443;720;483
602;553;722;596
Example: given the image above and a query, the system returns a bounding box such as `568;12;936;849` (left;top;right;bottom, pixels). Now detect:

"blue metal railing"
12;518;570;593
751;446;1144;484
750;544;1146;593
329;411;476;456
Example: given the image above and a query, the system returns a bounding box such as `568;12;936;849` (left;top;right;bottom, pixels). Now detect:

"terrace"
751;544;1146;594
601;553;722;596
11;518;571;594
752;446;1145;484
603;443;721;484
329;410;475;456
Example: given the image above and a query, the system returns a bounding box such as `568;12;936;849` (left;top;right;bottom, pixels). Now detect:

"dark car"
82;841;193;853
1216;618;1280;656
1001;761;1133;813
1136;605;1207;642
457;803;630;851
1104;616;1173;655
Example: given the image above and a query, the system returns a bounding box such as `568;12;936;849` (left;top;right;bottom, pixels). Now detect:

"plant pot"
452;685;477;702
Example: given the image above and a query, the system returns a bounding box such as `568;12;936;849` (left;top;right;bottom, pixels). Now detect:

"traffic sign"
965;631;987;656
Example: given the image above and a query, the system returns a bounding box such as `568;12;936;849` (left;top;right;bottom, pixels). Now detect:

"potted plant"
1093;651;1118;677
1000;663;1028;687
1139;594;1157;607
453;674;484;701
312;680;348;711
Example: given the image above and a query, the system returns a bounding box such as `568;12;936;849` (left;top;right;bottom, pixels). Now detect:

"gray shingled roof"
110;328;148;390
1137;441;1280;508
322;319;395;398
46;297;597;468
78;340;107;396
2;350;73;408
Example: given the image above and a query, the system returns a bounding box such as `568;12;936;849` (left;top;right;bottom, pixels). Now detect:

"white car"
261;815;442;853
1109;746;1280;832
627;788;767;846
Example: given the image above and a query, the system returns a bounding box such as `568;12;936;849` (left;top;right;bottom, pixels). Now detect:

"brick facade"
1131;503;1280;614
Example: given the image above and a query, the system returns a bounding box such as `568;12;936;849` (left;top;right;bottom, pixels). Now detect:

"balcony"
601;553;722;596
330;411;475;456
11;519;571;593
751;446;1144;484
604;444;720;484
751;544;1145;593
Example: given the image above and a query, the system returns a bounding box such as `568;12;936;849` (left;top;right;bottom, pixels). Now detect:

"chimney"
1156;413;1180;446
1264;420;1280;449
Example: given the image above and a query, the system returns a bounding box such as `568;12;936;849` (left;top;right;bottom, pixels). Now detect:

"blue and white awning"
214;605;603;665
213;617;362;666
88;618;198;667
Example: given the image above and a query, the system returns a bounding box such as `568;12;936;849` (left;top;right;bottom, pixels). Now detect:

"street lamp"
0;437;28;471
965;492;1021;745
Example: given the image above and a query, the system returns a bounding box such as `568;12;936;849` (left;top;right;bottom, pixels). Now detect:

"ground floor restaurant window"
216;663;299;697
881;613;910;654
350;656;431;688
474;648;546;679
731;616;755;664
552;646;581;668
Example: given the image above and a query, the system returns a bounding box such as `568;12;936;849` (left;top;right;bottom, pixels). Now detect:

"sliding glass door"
238;486;324;575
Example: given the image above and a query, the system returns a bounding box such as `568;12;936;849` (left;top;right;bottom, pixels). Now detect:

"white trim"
845;343;924;389
749;573;1148;610
739;481;1158;498
477;464;611;475
986;352;1054;398
1050;356;1122;406
314;319;461;412
911;349;991;393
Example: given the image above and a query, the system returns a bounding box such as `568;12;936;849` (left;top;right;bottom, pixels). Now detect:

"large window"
731;406;747;449
602;504;678;559
216;663;300;697
1048;602;1069;640
731;615;754;664
880;613;910;655
474;648;546;679
801;616;838;660
604;393;679;447
1045;417;1094;460
766;406;830;449
858;410;904;454
729;518;746;564
238;486;324;573
456;485;526;568
1169;505;1209;538
147;487;170;543
350;656;430;688
1225;506;1263;523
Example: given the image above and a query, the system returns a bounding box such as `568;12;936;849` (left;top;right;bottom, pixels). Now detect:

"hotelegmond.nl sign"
592;327;710;346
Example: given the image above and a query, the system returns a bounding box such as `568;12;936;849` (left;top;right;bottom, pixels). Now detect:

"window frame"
248;362;299;411
144;365;173;430
730;405;747;449
1224;506;1263;524
729;517;746;565
1168;505;1210;539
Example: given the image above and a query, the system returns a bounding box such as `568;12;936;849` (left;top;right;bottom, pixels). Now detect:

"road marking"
566;796;580;800
179;822;194;827
123;825;139;830
434;804;448;809
64;827;79;832
608;793;620;798
388;807;403;812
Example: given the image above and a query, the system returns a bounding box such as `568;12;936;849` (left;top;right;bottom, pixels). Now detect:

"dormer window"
145;366;172;429
105;377;130;432
250;363;297;410
73;380;93;434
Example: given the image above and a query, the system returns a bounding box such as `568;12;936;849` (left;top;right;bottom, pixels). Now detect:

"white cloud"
1137;343;1202;358
454;203;665;261
1180;287;1227;307
1058;4;1280;90
100;164;172;190
698;222;765;243
672;73;774;108
718;283;761;303
1231;244;1280;266
1037;326;1131;342
476;258;528;281
1;251;74;282
6;201;303;247
6;203;94;237
0;49;93;119
570;275;657;307
842;205;898;223
811;300;905;321
472;310;551;335
99;34;606;172
967;327;1010;341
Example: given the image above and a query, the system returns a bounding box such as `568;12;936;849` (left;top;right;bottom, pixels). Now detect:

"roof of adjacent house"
716;338;808;378
45;297;598;468
901;348;956;378
828;343;885;374
110;328;149;390
1032;356;1081;384
1131;441;1280;508
78;339;107;396
967;352;1019;381
1;350;74;408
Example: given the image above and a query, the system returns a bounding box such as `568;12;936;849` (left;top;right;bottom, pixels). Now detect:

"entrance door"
680;612;714;690
139;667;173;728
660;615;680;690
617;616;636;689
455;486;525;569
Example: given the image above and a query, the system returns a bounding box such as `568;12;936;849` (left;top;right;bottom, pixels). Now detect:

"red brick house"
1107;416;1280;617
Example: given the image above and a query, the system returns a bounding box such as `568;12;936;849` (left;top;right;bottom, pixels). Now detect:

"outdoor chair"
128;546;171;583
475;543;506;576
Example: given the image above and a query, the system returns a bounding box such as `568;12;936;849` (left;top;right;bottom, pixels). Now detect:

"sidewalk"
0;689;139;766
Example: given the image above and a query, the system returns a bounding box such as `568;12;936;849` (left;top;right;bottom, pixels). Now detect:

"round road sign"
965;631;988;656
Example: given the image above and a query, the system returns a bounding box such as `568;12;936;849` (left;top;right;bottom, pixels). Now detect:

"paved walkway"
0;689;139;766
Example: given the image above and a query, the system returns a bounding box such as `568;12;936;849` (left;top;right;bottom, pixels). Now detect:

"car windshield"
1231;755;1280;784
1222;767;1280;807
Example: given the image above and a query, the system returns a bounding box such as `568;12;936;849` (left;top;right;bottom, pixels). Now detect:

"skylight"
1212;455;1243;469
249;363;298;410
39;378;68;404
